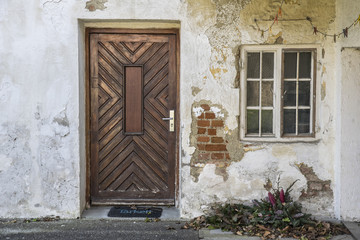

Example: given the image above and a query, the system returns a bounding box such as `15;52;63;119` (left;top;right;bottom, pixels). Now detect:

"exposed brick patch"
200;104;210;111
197;144;206;151
208;129;217;135
197;128;206;134
198;153;210;161
211;153;224;160
205;112;216;119
198;120;210;127
297;163;333;198
191;102;232;181
205;144;227;151
197;113;205;119
197;136;210;142
211;120;224;127
211;137;224;143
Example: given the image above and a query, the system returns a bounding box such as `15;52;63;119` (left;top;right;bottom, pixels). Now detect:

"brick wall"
194;104;230;166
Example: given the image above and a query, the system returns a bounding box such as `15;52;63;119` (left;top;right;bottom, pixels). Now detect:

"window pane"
284;81;296;106
283;109;296;134
247;81;259;106
261;81;273;107
299;81;311;106
298;109;310;133
247;110;259;134
261;110;273;134
284;52;297;78
262;52;274;78
299;52;311;78
247;52;260;78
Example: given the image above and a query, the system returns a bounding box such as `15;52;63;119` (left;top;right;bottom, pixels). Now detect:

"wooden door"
89;30;178;205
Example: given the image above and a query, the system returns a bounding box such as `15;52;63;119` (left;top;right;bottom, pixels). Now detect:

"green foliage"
185;178;350;239
250;179;314;228
201;179;314;231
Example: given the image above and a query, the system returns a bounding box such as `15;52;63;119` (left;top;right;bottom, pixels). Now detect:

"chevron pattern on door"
89;32;177;204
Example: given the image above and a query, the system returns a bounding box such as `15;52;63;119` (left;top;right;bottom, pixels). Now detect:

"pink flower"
280;189;285;203
268;192;276;207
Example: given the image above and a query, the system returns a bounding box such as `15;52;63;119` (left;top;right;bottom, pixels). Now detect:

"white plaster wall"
0;0;358;220
0;0;81;218
335;0;360;221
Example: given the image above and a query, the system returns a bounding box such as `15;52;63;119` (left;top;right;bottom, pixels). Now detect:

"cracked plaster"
0;0;358;221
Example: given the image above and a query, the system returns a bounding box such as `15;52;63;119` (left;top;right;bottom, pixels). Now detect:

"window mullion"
310;52;314;134
295;52;300;135
259;52;263;137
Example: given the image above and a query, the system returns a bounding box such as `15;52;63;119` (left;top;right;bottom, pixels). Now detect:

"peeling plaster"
191;86;202;96
1;0;356;221
85;0;107;12
321;81;326;100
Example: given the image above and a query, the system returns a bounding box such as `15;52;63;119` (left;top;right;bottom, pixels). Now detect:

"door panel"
89;32;177;204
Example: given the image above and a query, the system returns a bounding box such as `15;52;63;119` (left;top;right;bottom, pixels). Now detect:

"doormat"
108;206;163;218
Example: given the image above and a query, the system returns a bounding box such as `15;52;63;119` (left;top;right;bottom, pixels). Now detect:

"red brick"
211;153;224;160
197;128;206;134
200;104;210;111
211;137;224;143
197;113;205;119
198;153;210;160
208;129;217;135
225;153;231;159
197;136;210;142
205;112;215;119
212;120;224;127
197;120;210;127
205;144;227;151
197;144;206;150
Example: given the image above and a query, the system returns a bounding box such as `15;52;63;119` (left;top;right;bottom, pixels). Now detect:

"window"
240;46;317;141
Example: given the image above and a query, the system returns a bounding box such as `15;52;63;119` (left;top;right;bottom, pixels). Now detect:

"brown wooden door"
89;30;177;205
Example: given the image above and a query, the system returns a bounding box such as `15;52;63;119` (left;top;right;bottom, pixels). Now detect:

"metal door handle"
162;110;175;132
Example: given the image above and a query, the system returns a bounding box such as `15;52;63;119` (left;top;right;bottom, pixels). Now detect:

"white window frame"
240;45;319;142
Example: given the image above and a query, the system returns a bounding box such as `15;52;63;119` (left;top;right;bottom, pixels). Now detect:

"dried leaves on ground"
184;206;350;240
184;179;350;239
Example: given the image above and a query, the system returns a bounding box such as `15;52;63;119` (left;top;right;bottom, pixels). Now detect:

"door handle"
162;110;175;132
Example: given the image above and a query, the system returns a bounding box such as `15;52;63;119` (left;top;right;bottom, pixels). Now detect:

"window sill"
240;137;320;144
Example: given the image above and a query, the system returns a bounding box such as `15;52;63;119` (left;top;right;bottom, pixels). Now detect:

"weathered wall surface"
0;0;358;219
335;0;360;221
182;0;337;219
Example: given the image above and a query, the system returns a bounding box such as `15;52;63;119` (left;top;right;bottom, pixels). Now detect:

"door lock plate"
169;110;174;132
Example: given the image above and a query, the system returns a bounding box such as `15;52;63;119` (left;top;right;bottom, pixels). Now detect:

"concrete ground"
0;219;357;240
0;219;198;240
0;206;358;240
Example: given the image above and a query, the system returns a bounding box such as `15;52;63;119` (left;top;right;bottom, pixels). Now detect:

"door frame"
85;28;180;206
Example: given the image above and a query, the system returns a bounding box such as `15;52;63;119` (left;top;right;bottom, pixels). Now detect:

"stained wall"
0;0;358;220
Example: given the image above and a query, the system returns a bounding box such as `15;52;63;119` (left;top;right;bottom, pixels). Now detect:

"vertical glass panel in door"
262;52;274;78
284;52;297;78
247;52;260;78
247;110;259;134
